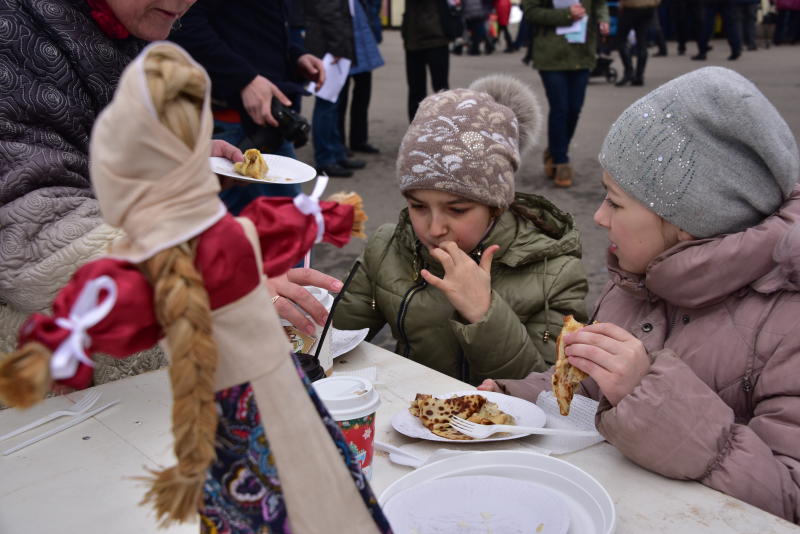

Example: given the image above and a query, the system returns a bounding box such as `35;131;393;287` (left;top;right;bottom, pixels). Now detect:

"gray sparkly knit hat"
599;66;799;238
397;74;541;209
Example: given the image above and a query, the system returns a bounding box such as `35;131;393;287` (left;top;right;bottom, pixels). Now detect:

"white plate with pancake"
379;450;615;534
391;390;546;443
209;154;317;184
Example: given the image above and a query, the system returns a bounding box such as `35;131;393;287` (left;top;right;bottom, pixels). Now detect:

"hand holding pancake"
563;322;650;406
420;242;499;324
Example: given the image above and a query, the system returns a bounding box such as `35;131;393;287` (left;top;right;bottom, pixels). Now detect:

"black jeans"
616;7;655;78
733;3;758;48
698;1;741;54
405;46;450;122
670;0;692;51
538;69;590;164
338;71;373;148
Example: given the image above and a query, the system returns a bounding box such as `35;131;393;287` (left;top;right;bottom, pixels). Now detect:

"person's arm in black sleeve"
168;0;258;104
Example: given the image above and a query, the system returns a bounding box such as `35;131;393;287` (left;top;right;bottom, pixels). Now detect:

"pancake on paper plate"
409;393;515;440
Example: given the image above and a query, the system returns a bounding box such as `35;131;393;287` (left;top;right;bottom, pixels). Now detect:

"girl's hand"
569;3;586;20
599;21;610;35
563;322;650;406
420;242;499;324
477;379;502;392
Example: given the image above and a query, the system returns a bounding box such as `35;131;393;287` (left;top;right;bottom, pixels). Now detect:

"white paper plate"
380;451;615;534
330;327;370;359
383;474;570;534
392;390;546;443
209;154;316;184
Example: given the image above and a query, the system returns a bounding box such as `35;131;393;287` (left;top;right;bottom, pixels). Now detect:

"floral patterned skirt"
199;356;393;534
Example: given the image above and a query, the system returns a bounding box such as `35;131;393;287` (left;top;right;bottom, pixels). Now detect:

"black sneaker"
338;158;366;169
691;53;707;60
727;51;741;60
318;163;353;177
351;143;380;154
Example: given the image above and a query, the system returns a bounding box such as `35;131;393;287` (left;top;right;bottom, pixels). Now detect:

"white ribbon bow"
293;174;329;244
51;276;118;380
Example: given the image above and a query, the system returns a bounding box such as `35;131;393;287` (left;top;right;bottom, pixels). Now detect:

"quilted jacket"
497;187;800;524
333;192;589;385
0;0;165;382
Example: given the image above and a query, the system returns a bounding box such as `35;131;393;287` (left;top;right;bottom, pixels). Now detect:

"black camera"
271;99;311;148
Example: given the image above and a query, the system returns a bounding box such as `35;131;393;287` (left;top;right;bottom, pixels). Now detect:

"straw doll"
0;43;389;534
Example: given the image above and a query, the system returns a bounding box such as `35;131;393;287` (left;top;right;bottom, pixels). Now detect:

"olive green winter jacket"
523;0;609;71
333;193;589;385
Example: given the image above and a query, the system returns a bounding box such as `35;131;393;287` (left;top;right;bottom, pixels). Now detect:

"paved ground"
295;32;800;347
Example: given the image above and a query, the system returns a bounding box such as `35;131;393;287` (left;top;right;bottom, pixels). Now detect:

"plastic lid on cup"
313;376;380;421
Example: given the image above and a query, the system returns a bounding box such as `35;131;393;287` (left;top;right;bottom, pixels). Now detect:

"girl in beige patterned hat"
334;75;589;385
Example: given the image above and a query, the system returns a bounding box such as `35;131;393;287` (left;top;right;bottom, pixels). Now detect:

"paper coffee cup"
313;376;380;479
280;286;334;373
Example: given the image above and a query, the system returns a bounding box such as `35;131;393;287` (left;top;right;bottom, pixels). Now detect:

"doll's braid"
136;46;219;525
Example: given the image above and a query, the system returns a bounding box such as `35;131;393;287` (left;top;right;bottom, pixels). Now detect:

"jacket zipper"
396;280;427;358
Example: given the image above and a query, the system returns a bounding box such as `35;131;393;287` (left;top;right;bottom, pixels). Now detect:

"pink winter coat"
497;187;800;524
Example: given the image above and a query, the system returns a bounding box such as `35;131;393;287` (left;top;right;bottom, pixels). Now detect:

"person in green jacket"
523;0;609;187
333;75;589;385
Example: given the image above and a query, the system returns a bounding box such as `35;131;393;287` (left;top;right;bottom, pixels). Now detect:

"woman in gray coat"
481;67;800;523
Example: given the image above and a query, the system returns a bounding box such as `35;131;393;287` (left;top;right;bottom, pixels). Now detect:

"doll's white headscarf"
90;42;226;262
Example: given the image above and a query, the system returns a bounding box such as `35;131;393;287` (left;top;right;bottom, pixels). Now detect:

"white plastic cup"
313;376;381;479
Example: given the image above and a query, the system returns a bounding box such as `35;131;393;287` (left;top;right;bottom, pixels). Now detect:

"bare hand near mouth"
420;241;499;324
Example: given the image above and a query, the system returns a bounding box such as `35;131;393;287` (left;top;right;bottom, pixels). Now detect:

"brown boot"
553;163;573;188
543;148;555;179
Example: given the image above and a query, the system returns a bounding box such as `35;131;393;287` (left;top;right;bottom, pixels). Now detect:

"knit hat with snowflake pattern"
397;74;541;210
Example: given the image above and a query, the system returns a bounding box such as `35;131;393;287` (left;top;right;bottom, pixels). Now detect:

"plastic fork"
0;390;102;442
449;416;600;439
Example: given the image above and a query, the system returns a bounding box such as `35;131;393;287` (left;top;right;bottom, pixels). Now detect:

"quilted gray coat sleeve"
0;0;138;314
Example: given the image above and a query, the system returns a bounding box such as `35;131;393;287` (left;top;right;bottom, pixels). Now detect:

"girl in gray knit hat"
482;67;800;523
334;74;589;385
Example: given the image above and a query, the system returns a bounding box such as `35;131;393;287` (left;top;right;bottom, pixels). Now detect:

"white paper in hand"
307;53;351;103
534;391;604;454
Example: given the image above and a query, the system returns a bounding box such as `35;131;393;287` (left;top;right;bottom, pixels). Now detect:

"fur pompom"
468;74;542;155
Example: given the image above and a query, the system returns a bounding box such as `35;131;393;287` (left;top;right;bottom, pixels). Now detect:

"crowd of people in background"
1;0;799;530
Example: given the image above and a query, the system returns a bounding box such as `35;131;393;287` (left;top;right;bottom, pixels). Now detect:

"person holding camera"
170;0;325;214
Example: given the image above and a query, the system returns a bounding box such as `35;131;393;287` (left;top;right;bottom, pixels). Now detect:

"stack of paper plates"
379;450;615;534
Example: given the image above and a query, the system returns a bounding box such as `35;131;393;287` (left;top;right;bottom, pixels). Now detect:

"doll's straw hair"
0;342;53;408
136;46;219;526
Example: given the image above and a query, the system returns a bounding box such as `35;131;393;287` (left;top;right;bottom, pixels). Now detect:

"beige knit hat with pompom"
397;74;542;209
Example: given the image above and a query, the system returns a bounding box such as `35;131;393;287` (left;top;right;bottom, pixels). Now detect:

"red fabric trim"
16;199;354;390
86;0;130;39
196;214;261;309
240;197;354;278
212;109;243;123
20;258;161;389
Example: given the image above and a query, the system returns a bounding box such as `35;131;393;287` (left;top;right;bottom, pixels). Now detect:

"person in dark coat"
304;0;367;177
338;0;385;155
0;0;223;383
170;0;325;213
402;0;452;121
